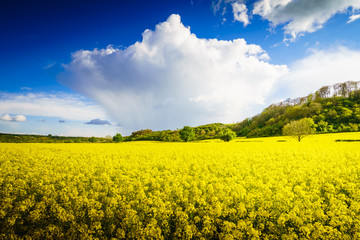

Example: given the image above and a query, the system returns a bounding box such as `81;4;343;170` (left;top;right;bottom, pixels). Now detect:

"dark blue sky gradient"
1;0;360;92
0;0;216;91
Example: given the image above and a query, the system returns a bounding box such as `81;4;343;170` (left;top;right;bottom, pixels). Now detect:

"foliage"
112;133;124;142
232;81;360;138
123;124;231;142
88;136;98;143
130;129;154;138
193;123;228;140
2;138;360;238
179;126;195;142
220;128;236;142
283;118;315;142
125;129;181;142
0;133;112;143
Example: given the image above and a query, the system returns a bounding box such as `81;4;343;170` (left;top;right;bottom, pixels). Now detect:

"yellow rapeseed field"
1;133;360;239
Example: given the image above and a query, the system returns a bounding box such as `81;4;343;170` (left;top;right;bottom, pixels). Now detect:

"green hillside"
232;81;360;138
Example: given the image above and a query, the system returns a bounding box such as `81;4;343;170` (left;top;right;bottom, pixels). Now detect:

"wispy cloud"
0;117;120;137
0;92;108;121
44;62;56;69
21;87;32;91
347;14;360;23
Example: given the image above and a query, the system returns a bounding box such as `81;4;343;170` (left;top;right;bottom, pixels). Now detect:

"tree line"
122;123;236;142
0;123;237;143
0;134;112;143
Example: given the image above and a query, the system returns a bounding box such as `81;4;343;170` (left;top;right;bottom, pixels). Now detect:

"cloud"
0;114;12;121
252;0;360;41
273;47;360;100
14;115;26;122
60;124;119;138
61;14;288;131
212;0;225;14
0;118;119;138
347;13;360;23
212;0;246;16
0;114;26;122
214;0;360;40
0;92;108;121
44;62;56;69
232;2;250;26
85;119;111;125
21;87;32;91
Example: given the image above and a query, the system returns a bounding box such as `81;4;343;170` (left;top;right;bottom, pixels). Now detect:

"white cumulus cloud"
61;14;288;131
232;2;250;26
0;114;26;122
0;114;13;121
252;0;360;40
14;115;26;122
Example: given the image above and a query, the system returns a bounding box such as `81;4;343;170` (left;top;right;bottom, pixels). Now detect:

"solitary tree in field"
283;118;315;142
179;126;195;142
221;128;236;142
112;133;124;142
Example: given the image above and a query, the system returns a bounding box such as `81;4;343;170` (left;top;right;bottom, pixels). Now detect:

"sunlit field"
1;133;360;239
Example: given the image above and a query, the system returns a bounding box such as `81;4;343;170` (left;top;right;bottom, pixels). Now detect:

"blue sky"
1;0;360;137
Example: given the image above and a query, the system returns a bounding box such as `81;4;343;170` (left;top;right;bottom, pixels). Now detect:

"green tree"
283;118;315;142
340;107;353;119
220;128;236;142
316;120;328;133
112;133;124;142
179;126;195;142
88;136;98;143
309;102;323;114
327;109;338;120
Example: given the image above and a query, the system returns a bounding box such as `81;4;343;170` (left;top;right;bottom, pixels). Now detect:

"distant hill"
0;133;112;143
2;81;360;143
232;81;360;138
